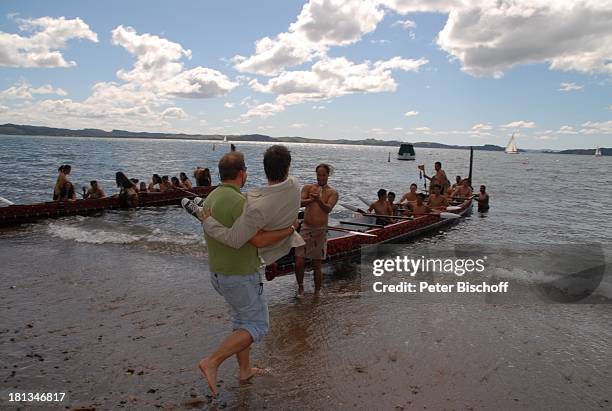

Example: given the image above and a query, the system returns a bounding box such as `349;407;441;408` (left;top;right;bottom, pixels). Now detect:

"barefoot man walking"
294;164;338;296
197;152;272;395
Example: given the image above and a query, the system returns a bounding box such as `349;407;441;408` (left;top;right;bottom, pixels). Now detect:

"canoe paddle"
327;226;377;237
341;203;461;220
0;196;14;206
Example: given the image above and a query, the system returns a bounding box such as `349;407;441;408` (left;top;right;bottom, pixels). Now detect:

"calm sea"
1;135;611;409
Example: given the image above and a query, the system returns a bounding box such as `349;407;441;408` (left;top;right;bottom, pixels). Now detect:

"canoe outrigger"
0;186;216;227
265;198;473;280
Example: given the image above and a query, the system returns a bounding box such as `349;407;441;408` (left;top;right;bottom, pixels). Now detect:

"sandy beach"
2;234;610;410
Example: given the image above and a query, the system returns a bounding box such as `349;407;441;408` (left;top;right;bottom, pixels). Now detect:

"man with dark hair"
294;163;338;296
84;180;106;199
419;162;450;194
477;185;489;212
368;189;394;225
201;144;304;266
193;151;298;396
427;184;448;208
399;183;419;205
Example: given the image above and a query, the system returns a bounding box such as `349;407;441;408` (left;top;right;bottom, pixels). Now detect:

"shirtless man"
399;183;419;205
295;164;338;297
420;162;450;194
387;192;398;215
451;179;473;201
84;180;106;199
368;189;394;225
451;175;462;192
160;176;173;192
477;185;490;212
427;184;448;209
148;174;162;192
411;194;432;217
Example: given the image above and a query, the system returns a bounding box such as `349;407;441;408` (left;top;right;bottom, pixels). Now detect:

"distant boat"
397;143;415;161
594;147;602;157
223;135;228;143
505;133;519;154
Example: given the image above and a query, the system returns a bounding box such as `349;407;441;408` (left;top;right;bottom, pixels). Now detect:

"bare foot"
296;284;305;298
314;289;323;298
239;367;269;383
198;357;219;396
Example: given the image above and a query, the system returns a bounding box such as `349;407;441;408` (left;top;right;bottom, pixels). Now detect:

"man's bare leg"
313;259;323;296
198;329;252;395
236;346;265;381
294;255;305;297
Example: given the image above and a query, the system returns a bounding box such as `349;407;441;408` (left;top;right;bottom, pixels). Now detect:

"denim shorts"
210;271;269;343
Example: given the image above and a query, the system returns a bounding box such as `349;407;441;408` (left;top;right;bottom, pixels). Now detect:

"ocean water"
1;135;611;409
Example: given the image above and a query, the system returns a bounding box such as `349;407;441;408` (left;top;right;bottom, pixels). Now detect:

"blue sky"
0;0;611;149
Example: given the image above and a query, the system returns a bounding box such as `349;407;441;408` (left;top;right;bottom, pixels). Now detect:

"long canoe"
265;199;473;280
0;186;216;227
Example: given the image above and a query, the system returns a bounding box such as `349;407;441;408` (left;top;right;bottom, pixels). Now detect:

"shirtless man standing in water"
295;164;338;297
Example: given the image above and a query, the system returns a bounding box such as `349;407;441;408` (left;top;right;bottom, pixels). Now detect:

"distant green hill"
0;123;608;154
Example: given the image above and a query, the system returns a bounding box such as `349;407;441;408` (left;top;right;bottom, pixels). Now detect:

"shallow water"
1;135;611;409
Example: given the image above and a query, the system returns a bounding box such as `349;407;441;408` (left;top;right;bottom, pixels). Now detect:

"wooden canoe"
265;199;473;280
0;185;216;227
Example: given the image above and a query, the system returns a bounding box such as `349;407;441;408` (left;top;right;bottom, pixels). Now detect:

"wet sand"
1;237;611;410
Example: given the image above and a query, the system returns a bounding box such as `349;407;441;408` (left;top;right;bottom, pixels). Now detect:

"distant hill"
0;123;608;155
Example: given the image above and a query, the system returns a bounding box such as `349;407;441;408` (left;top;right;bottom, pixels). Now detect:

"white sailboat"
223;135;228;143
594;147;602;157
505;133;519;154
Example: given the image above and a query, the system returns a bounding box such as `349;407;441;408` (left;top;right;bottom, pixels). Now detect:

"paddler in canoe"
53;164;76;201
426;184;448;209
83;180;106;199
449;179;473;201
419;161;450;194
115;171;138;208
368;189;394;225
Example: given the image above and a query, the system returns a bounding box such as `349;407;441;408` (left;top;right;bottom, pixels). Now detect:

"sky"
0;0;611;149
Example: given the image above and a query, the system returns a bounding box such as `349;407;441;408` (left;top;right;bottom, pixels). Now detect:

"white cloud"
224;102;234;108
471;123;493;132
433;0;612;77
0;16;98;68
404;110;418;117
501;120;537;129
0;26;236;131
558;125;578;134
162;107;187;119
289;123;306;128
111;26;237;98
245;56;427;118
312;105;326;110
382;0;460;13
559;82;583;92
392;19;416;29
1;79;67;99
580;120;612;135
234;0;384;75
413;126;432;133
243;102;285;119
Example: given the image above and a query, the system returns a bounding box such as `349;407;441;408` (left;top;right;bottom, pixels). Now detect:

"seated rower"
53;164;76;201
368;189;394;225
84;180;106;199
179;172;193;189
399;183;419;205
130;178;140;192
139;182;148;193
477;185;490;212
159;176;173;192
451;175;462;192
171;176;184;189
411;193;432;217
451;179;473;201
387;191;399;215
116;172;138;208
148;174;162;192
427;184;448;209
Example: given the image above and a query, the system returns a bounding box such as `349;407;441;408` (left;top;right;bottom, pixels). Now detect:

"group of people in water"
366;161;489;225
52;164;214;207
